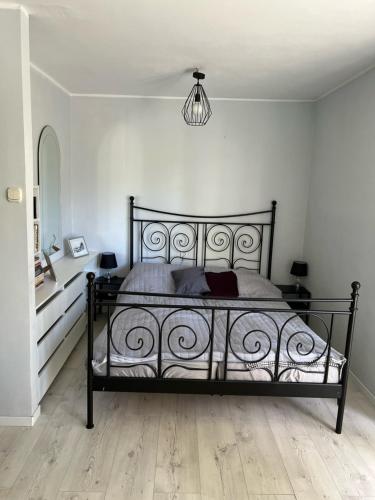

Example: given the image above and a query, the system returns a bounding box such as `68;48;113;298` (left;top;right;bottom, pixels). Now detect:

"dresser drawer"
38;313;87;401
64;272;86;310
37;315;66;371
36;291;65;342
65;293;86;333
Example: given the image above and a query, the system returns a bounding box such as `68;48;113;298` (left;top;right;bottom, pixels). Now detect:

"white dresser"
35;252;98;400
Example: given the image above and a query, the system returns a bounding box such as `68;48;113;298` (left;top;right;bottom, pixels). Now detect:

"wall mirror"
38;125;62;256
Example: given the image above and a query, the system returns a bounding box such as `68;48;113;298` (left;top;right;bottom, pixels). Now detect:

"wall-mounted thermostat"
6;187;23;203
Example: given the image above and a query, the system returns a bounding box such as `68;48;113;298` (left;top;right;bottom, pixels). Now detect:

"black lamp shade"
100;252;117;270
290;261;308;277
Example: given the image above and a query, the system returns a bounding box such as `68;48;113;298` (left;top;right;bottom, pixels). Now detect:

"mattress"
217;362;340;383
93;263;345;382
93;360;218;379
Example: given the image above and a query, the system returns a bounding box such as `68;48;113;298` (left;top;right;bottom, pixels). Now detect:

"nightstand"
276;284;311;324
94;275;124;319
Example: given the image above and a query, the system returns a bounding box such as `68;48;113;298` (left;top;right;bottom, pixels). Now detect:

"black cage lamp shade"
182;70;212;126
100;252;117;270
290;261;308;277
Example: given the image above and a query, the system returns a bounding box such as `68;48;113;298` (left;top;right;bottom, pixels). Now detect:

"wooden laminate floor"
1;329;375;499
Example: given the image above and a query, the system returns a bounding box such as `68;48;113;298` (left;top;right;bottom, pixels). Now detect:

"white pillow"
122;262;186;294
234;269;282;298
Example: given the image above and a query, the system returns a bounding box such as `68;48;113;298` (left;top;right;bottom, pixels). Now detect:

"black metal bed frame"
86;196;360;433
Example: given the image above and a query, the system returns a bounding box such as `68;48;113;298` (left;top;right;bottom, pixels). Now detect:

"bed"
86;196;360;433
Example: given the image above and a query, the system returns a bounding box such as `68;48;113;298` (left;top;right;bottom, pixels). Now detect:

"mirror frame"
37;125;63;260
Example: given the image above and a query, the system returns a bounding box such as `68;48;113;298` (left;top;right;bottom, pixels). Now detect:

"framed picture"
43;250;58;281
68;236;89;258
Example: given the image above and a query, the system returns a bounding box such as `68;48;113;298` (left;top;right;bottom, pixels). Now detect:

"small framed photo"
68;236;89;258
43;250;58;281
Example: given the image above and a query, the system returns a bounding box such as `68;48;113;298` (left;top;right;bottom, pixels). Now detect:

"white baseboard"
0;405;40;427
350;371;375;406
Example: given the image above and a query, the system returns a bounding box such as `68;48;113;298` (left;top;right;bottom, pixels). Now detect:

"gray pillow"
172;266;210;295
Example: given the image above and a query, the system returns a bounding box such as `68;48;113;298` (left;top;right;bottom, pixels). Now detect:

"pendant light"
182;70;212;126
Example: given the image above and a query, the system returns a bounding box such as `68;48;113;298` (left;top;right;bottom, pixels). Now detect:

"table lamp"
100;252;118;281
290;260;308;291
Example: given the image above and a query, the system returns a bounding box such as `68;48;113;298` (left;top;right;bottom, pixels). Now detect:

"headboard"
129;196;277;279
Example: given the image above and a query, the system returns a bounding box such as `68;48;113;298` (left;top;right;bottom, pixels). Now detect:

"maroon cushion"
205;271;239;297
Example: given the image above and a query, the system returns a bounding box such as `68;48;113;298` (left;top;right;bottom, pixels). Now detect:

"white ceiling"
12;0;375;99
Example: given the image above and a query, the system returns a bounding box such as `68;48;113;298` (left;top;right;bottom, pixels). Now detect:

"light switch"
6;187;23;203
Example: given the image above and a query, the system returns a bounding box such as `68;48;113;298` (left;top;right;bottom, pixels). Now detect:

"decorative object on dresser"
43;250;58;281
85;196;360;435
290;260;308;290
68;236;89;258
276;284;311;324
182;70;212;126
100;252;118;281
94;275;124;320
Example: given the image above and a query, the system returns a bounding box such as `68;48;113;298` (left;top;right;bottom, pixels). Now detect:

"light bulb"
192;101;203;116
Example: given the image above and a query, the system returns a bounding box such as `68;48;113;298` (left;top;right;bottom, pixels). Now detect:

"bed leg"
86;272;95;429
335;397;345;434
87;381;94;429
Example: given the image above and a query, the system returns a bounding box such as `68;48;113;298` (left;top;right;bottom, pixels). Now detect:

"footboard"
86;274;360;434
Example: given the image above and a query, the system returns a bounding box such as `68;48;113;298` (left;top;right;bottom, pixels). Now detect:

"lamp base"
105;271;111;282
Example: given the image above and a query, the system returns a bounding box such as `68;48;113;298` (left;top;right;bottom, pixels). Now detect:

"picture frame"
43;250;58;282
67;236;89;258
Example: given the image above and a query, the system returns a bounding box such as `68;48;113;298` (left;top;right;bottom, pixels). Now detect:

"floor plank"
229;396;293;495
121;392;165;417
247;496;296;500
341;497;375;500
194;394;231;419
57;493;105;500
155;395;200;496
294;397;375;497
7;368;86;500
262;397;343;500
333;392;375;478
153;494;201;500
26;406;85;499
60;393;118;492
0;418;47;489
197;416;248;500
105;409;159;500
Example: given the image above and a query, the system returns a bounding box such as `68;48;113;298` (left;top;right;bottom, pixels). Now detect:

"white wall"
31;67;72;242
304;67;375;396
70;97;313;283
0;8;38;419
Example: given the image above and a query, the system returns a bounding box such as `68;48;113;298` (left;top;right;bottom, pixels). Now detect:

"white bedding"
93;263;345;382
94;360;218;379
